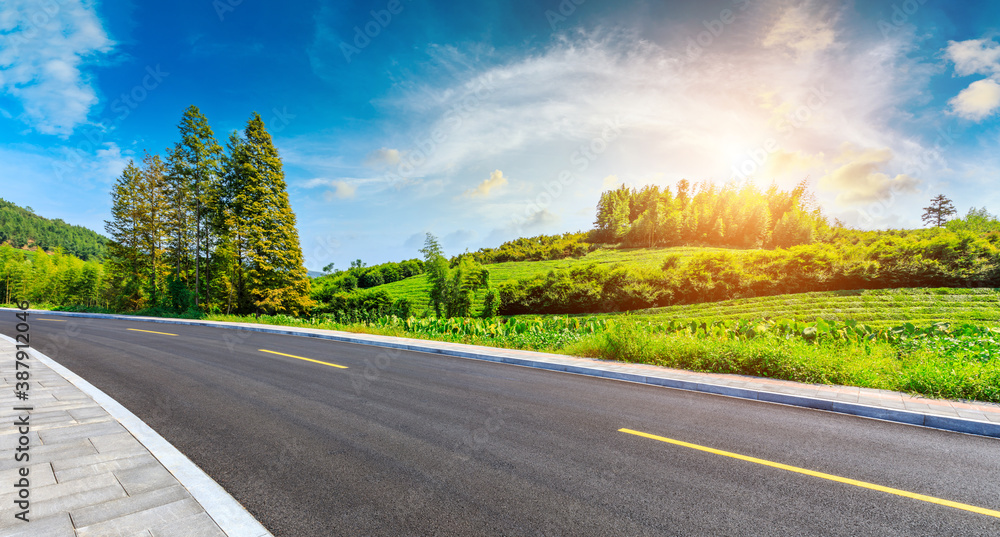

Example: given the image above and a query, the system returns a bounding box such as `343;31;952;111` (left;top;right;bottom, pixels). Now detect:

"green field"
619;288;1000;328
380;245;744;313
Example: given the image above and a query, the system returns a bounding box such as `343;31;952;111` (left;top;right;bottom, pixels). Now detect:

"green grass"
618;288;1000;328
380;245;745;313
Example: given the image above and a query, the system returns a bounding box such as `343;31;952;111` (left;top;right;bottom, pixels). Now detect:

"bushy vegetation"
0;199;107;260
0;245;106;307
468;232;592;264
497;219;1000;315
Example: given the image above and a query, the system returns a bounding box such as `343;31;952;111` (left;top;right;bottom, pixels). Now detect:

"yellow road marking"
37;319;68;321
618;428;1000;519
126;328;178;336
258;349;348;369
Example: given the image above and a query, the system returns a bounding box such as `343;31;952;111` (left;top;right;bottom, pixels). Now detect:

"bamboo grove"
103;106;312;315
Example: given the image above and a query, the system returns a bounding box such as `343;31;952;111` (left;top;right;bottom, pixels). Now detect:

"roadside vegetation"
5;166;1000;403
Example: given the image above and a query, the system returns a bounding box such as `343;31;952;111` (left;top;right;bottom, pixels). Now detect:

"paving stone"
0;483;126;523
149;511;226;537
90;432;147;454
55;453;159;483
0;513;76;537
15;473;121;503
36;420;126;444
54;447;159;473
115;463;179;496
69;406;112;421
76;498;207;537
70;485;191;528
0;463;55;489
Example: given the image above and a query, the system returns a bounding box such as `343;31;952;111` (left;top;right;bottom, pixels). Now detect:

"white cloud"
365;147;401;167
819;145;920;204
762;1;839;55
0;0;114;135
463;169;508;198
949;78;1000;121
303;178;359;200
945;38;1000;77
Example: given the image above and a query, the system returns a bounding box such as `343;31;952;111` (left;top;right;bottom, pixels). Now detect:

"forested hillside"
0;199;107;260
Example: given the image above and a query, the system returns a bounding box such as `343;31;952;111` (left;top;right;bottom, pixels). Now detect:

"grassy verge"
10;289;1000;404
564;321;1000;403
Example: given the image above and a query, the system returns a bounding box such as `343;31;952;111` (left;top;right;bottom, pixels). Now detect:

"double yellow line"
619;428;1000;519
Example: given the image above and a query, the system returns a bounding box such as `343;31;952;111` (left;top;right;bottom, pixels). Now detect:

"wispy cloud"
463;169;507;198
303;177;359;200
819;145;919;204
0;0;114;135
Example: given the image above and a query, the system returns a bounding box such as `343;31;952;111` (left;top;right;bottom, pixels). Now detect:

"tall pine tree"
105;160;146;310
136;153;171;307
222;113;312;315
168;105;224;310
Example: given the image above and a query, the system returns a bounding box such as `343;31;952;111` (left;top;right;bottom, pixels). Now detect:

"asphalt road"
6;314;1000;536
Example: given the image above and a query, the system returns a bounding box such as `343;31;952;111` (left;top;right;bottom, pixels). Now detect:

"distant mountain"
0;198;107;261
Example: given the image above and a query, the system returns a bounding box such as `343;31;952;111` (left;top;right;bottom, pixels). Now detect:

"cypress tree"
104;160;146;310
136;153;171;307
168;106;224;310
223;113;312;315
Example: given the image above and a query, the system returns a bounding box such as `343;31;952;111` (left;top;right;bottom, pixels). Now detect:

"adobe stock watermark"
451;407;505;461
381;74;497;187
682;0;753;67
267;106;296;133
729;85;832;185
213;0;244;22
51;65;170;183
340;0;412;63
350;347;404;396
544;0;586;31
509;116;624;234
877;0;928;38
4;0;74;54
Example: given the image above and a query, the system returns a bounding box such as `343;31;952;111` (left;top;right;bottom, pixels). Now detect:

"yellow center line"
618;428;1000;519
258;349;348;369
126;328;179;336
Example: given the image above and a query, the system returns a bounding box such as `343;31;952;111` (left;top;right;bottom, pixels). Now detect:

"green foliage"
595;180;821;249
468;232;591;264
0;246;107;307
219;112;313;315
0;198;107;260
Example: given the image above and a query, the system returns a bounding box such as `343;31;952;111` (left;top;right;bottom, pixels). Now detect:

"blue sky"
2;0;1000;270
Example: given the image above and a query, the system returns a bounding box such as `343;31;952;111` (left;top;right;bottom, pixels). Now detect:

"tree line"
592;179;822;248
103;106;312;315
498;209;1000;314
0;199;107;260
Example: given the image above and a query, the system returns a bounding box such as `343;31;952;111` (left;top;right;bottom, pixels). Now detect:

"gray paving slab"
0;513;76;537
70;485;191;528
0;337;271;536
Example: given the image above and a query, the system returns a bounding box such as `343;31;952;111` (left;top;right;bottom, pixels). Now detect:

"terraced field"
622;288;1000;328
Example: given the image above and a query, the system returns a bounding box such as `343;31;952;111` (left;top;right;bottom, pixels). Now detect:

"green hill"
0;198;107;260
379;245;743;314
615;287;1000;328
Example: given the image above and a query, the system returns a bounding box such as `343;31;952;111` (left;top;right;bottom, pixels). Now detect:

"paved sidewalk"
0;337;270;537
20;309;1000;439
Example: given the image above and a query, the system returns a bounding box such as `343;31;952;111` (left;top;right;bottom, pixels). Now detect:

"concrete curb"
16;309;1000;439
0;332;273;537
